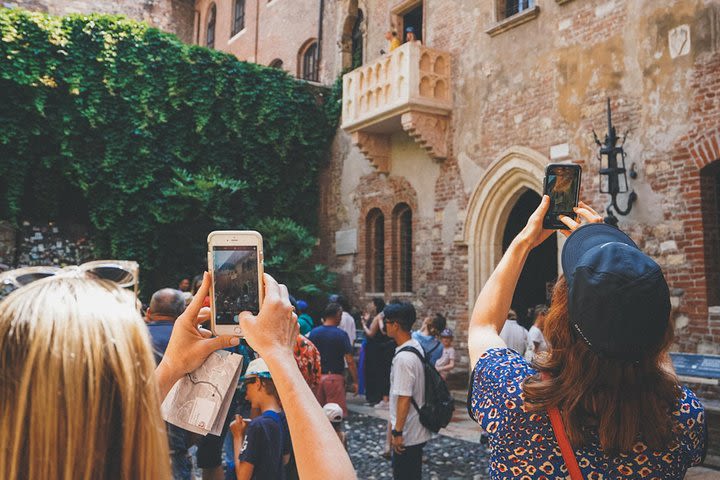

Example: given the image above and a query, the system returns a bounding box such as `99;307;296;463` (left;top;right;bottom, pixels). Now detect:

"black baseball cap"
561;223;670;361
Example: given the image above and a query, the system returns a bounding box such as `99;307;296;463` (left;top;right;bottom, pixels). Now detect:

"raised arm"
240;274;356;480
468;197;552;368
363;313;382;338
467;197;603;367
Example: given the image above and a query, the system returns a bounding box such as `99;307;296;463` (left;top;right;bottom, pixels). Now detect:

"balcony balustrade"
341;42;452;173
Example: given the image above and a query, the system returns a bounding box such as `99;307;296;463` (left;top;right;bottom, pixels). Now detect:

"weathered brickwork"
317;0;720;391
4;0;196;42
193;0;321;79
8;0;720;395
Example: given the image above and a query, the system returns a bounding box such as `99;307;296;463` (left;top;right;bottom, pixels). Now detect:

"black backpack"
395;346;454;433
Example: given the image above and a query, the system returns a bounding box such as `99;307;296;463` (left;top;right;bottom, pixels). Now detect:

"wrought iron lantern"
593;98;637;226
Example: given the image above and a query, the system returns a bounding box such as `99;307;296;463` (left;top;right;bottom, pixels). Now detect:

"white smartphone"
207;231;264;336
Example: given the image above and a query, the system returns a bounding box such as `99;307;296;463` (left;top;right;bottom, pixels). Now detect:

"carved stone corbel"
400;111;449;160
351;132;391;173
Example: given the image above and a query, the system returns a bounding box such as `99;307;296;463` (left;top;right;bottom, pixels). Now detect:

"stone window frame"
268;58;284;69
392;203;413;293
206;3;217;48
365;208;385;294
298;39;319;82
231;0;246;37
485;0;540;37
390;0;424;45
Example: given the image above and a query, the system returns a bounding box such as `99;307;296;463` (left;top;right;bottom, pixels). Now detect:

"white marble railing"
341;42;452;132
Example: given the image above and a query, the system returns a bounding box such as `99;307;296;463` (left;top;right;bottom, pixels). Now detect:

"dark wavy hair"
522;276;680;454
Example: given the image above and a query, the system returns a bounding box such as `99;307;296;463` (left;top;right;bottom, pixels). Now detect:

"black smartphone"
542;163;582;230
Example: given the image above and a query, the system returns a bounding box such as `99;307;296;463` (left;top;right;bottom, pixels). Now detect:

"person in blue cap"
296;299;313;335
466;195;706;479
404;26;419;44
229;358;291;480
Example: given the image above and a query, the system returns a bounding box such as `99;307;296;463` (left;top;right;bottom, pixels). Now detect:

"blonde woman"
0;270;356;480
0;272;237;479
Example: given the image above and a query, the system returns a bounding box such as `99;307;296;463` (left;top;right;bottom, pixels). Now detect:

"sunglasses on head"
0;260;140;300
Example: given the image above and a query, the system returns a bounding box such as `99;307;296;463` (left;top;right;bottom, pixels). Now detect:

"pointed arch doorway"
463;146;562;320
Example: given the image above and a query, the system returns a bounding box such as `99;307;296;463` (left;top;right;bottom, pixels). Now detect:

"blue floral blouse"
468;348;706;479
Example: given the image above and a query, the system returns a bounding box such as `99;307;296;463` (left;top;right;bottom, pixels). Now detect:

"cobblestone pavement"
345;411;490;480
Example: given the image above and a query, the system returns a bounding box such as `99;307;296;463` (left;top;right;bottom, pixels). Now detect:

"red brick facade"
320;0;720;383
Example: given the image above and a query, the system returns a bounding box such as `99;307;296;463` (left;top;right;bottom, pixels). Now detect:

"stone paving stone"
345;412;490;480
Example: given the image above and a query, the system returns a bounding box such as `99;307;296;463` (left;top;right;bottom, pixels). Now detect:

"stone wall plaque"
669;24;691;59
335;229;357;256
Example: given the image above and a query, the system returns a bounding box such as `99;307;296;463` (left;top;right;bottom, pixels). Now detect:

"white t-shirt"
435;346;455;371
339;311;356;346
499;319;528;356
527;325;548;353
390;338;432;447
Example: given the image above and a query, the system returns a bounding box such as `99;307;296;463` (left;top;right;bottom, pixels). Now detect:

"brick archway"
462;146;549;311
688;129;720;171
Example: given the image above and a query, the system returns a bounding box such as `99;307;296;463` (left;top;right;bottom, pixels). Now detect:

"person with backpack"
384;301;429;479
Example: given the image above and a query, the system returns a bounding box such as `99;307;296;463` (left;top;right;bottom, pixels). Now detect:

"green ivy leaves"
0;7;341;297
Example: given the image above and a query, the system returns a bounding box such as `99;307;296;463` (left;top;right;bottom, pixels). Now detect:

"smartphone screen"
543;164;581;229
212;245;260;325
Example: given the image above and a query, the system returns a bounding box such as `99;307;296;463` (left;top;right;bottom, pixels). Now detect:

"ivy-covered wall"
0;8;339;296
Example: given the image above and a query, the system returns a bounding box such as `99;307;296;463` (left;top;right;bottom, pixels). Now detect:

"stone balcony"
341;42;452;173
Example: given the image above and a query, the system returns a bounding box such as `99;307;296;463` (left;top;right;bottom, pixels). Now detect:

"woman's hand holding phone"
238;273;298;358
558;201;604;235
156;272;241;399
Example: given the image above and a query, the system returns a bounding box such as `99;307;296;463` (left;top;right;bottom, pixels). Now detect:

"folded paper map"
161;350;243;436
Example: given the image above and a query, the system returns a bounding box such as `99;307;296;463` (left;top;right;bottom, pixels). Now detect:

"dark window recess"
402;4;423;43
206;4;216;48
396;205;413;292
269;59;283;69
302;42;318;82
701;161;720;306
232;0;245;36
500;0;533;19
351;10;364;69
366;209;385;293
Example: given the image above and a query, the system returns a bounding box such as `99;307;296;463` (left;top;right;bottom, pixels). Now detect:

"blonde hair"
0;276;171;479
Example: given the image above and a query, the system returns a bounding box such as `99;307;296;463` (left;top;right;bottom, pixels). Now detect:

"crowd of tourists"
0;197;707;479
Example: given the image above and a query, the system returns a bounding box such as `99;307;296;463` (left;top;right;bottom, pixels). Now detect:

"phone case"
543;164;582;230
207;231;264;336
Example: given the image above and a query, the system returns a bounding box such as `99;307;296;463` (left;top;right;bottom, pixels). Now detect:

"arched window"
269;58;284;69
351;9;364;69
232;0;246;36
299;40;318;82
366;209;385;293
393;203;412;292
206;3;216;48
702;160;720;306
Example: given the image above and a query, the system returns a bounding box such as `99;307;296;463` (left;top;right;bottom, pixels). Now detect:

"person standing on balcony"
385;30;401;52
404;26;421;44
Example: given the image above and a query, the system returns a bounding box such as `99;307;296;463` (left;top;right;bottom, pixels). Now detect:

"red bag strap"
540;371;584;480
547;406;584;480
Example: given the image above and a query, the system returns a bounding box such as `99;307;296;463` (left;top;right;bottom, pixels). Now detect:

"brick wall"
4;0;196;42
194;0;319;76
318;0;720;389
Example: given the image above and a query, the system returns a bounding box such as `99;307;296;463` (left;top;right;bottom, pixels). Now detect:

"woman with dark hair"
467;196;706;478
362;297;392;406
